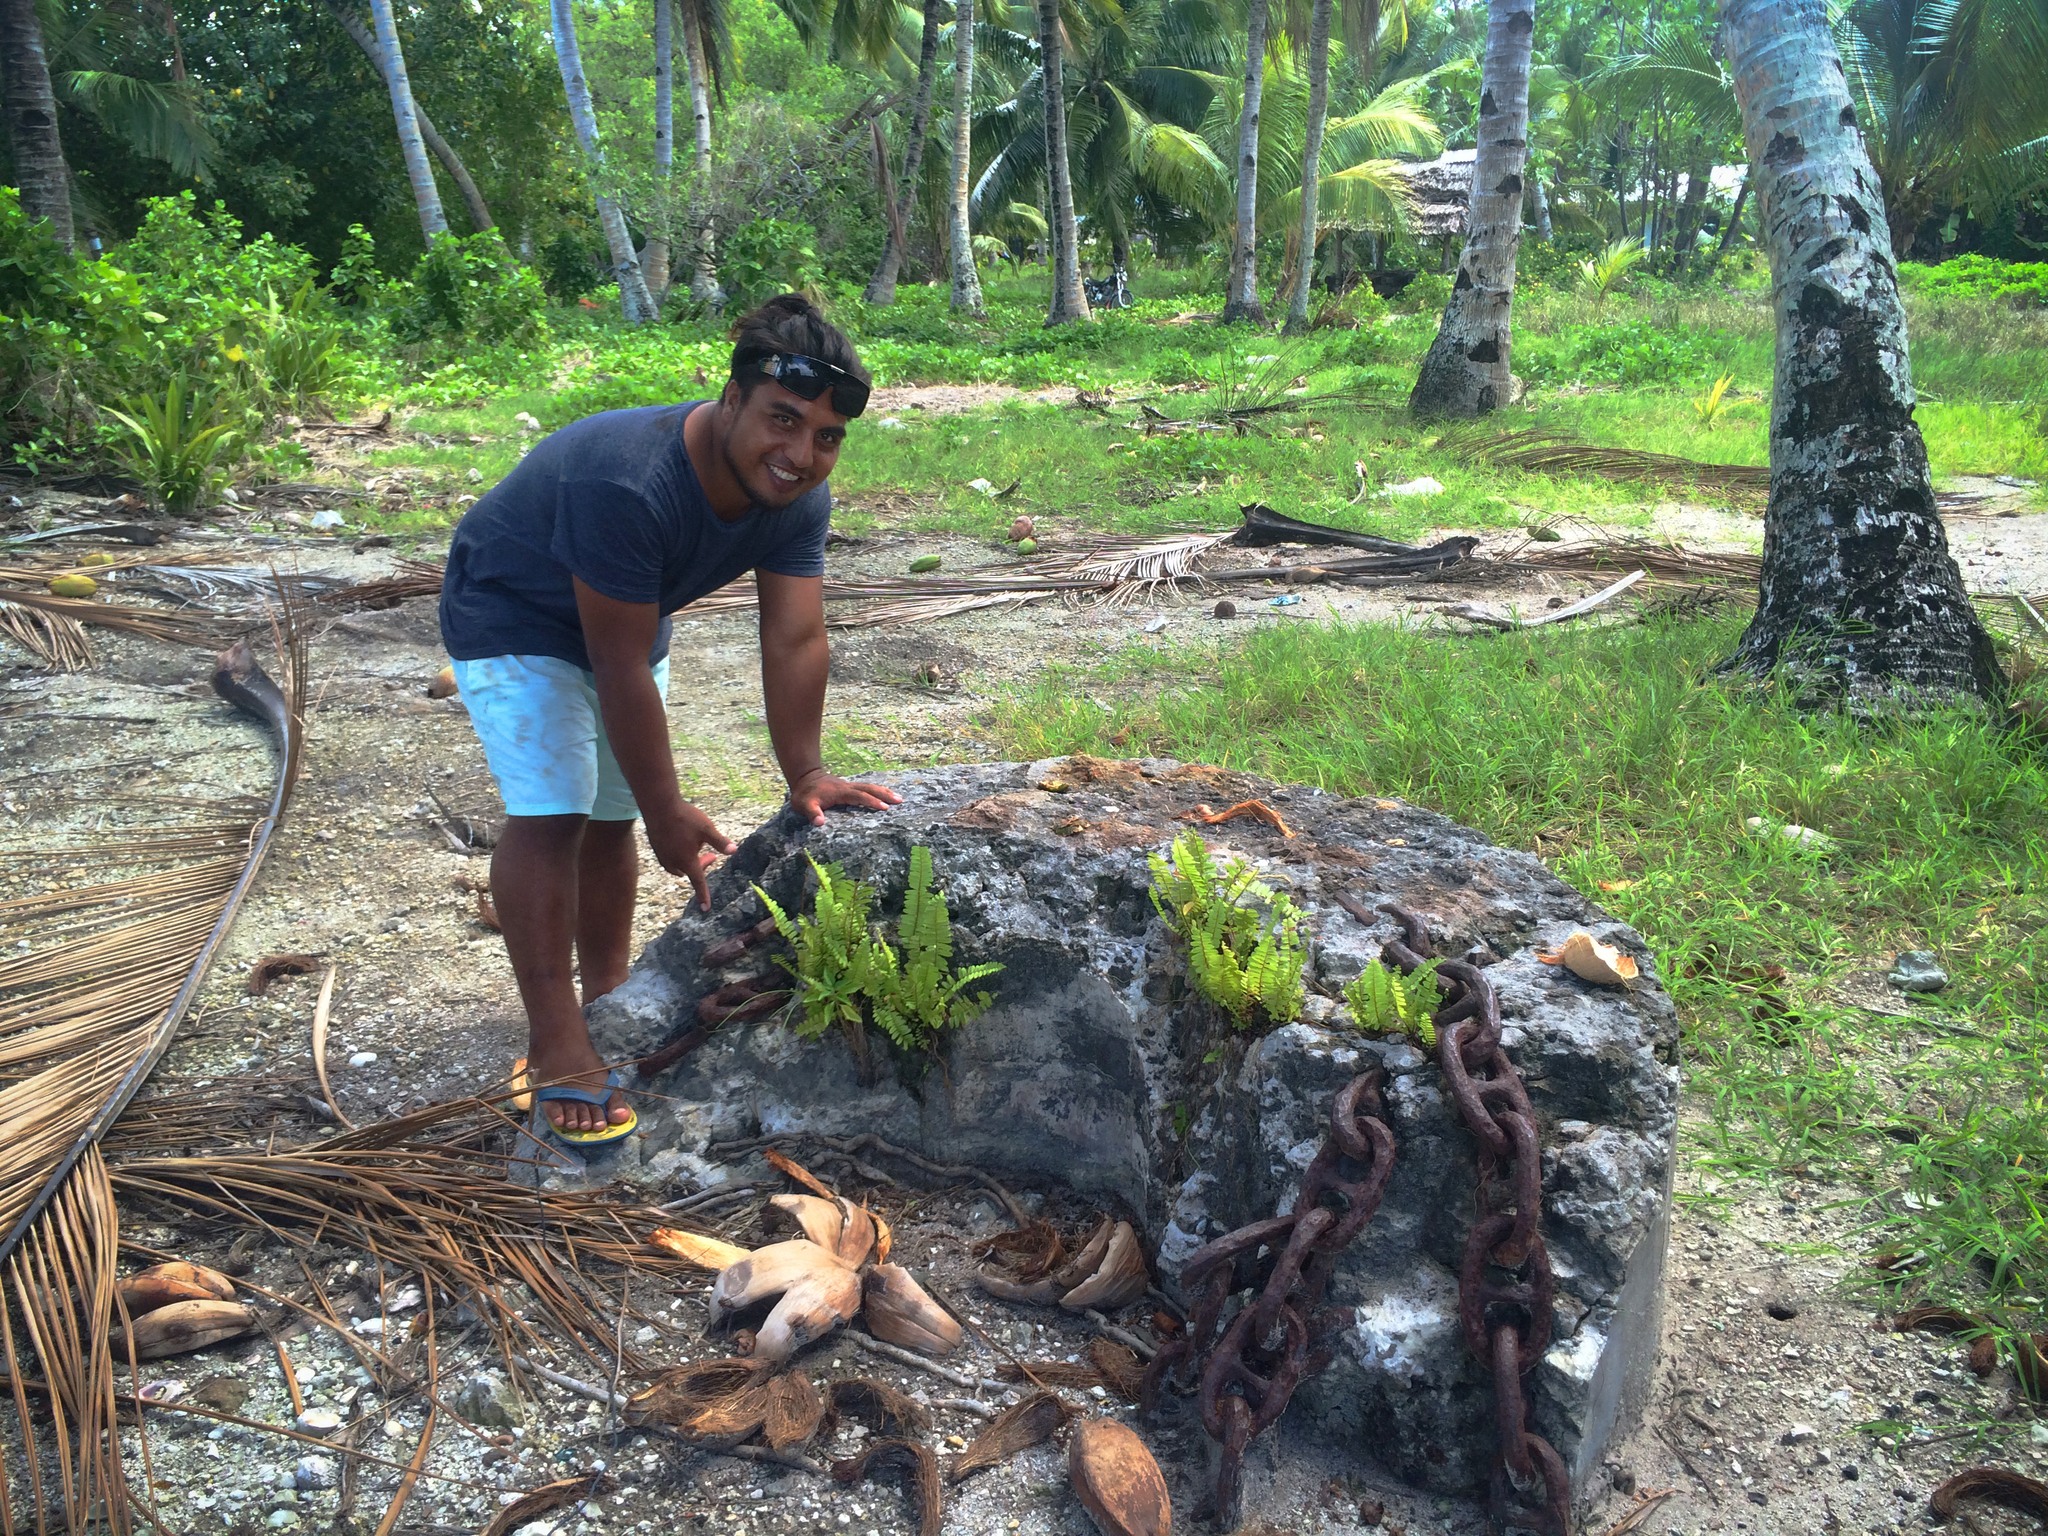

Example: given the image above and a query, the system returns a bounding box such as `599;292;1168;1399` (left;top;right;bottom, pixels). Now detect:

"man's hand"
788;767;902;827
645;802;737;911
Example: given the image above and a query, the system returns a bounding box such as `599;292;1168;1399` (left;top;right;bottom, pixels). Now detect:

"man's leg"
494;813;628;1134
576;817;639;1004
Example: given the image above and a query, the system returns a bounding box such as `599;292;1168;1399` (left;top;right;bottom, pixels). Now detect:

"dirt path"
4;475;2046;1534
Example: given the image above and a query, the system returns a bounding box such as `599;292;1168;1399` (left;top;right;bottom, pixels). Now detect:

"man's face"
717;379;848;508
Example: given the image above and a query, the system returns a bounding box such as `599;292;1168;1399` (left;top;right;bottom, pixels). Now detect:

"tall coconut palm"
645;0;675;307
949;0;988;315
549;0;658;322
366;0;449;242
1040;0;1091;323
0;0;75;248
678;0;726;306
1220;0;1273;321
1280;0;1334;330
323;1;492;230
1719;0;1997;704
866;0;948;301
1408;0;1533;418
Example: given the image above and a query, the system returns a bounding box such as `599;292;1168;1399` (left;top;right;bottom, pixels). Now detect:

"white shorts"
451;653;671;821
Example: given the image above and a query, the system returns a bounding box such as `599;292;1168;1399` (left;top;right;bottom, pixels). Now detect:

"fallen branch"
1230;503;1427;555
709;1132;1029;1227
846;1333;1006;1393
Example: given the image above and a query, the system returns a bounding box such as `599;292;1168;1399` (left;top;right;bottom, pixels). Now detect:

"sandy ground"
3;458;2046;1535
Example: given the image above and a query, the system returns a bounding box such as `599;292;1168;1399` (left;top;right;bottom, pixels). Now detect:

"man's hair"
726;293;869;398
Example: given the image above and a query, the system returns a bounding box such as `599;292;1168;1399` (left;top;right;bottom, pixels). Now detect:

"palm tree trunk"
949;0;987;316
1222;0;1272;324
1408;0;1533;417
1707;169;1749;271
1718;0;1997;705
866;0;948;303
1527;173;1551;241
679;0;723;306
367;0;449;242
643;0;674;308
1282;0;1334;333
0;0;75;250
549;0;657;322
1039;0;1090;325
326;2;494;231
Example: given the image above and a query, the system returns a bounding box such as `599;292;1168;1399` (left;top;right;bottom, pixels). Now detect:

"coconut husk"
975;1220;1066;1281
107;1298;257;1360
949;1391;1069;1482
1929;1467;2048;1524
822;1377;930;1436
623;1358;765;1427
1087;1338;1149;1402
833;1439;943;1536
762;1370;825;1449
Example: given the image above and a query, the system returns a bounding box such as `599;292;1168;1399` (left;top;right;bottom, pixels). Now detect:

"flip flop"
533;1067;638;1148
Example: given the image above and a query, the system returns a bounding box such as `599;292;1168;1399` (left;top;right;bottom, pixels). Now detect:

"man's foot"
526;1038;632;1135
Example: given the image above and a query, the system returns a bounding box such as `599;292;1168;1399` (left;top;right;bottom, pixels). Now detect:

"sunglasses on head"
737;350;871;419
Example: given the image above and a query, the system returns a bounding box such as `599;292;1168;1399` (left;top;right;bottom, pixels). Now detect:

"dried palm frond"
1442;427;1772;497
317;558;447;611
0;584;221;648
0;600;306;1533
0;597;93;670
1499;533;1765;586
1061;531;1235;585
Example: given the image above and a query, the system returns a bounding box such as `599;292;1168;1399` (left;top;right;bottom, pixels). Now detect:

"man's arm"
573;576;735;909
757;570;902;825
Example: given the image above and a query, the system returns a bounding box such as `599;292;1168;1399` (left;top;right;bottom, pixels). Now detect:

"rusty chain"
1374;898;1572;1536
1142;1070;1396;1524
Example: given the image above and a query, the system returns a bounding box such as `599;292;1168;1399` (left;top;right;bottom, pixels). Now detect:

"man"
439;294;900;1147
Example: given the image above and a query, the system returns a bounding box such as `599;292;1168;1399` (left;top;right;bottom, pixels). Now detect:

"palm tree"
322;1;492;231
1039;0;1091;322
678;0;727;306
1719;0;1998;704
646;0;675;306
867;0;948;301
949;0;988;315
0;0;75;249
366;0;449;243
1220;0;1273;321
1281;0;1335;330
549;0;659;322
1408;0;1534;418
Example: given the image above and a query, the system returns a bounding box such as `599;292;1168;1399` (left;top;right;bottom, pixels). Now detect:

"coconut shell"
711;1238;850;1319
766;1194;847;1251
1009;516;1036;542
1537;930;1638;985
834;1198;877;1266
749;1262;862;1365
109;1299;256;1361
116;1265;237;1318
1051;1217;1115;1291
1068;1418;1171;1536
1060;1221;1149;1312
861;1264;962;1356
426;664;458;699
647;1227;752;1272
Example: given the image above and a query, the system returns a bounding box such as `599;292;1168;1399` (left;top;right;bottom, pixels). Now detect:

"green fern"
1344;957;1444;1046
755;856;874;1042
758;845;1000;1059
1149;829;1307;1028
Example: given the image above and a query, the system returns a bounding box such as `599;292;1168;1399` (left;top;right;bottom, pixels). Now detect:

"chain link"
1143;1070;1396;1524
1376;900;1573;1536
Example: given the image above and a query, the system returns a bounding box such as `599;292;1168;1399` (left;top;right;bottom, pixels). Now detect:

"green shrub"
101;371;245;515
1519;318;1730;386
718;219;823;310
1900;255;2048;308
387;232;550;349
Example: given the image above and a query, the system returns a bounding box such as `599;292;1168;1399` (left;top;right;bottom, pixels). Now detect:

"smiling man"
438;294;900;1148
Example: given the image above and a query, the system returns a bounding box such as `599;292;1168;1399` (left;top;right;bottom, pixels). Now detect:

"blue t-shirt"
438;402;830;669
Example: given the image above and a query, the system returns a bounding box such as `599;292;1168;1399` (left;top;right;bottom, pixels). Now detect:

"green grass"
985;614;2048;1360
336;275;2047;542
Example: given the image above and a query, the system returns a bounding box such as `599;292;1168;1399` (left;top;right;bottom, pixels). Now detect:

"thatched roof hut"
1391;149;1475;238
